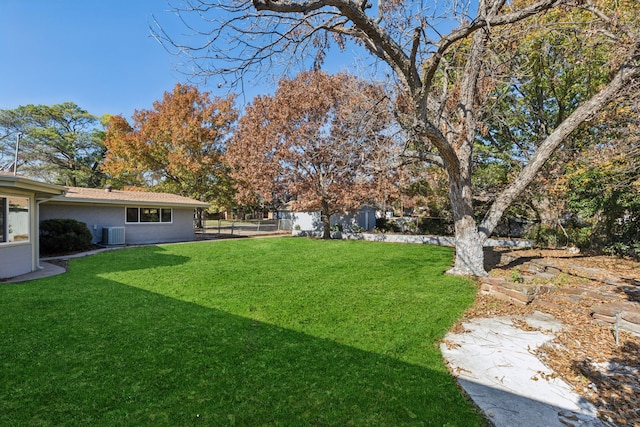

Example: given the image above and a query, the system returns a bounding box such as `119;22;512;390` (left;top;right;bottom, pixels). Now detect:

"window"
0;196;30;244
140;208;159;223
126;207;138;223
125;207;172;223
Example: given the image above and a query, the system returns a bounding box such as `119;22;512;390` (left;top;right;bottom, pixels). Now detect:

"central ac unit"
102;227;125;246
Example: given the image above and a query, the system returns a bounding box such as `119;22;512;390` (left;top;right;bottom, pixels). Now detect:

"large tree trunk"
321;200;332;240
445;23;490;277
448;54;640;276
531;195;560;228
447;174;488;276
195;207;204;229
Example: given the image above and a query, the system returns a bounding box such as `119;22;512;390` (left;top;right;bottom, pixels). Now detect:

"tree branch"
400;149;445;168
479;52;640;238
422;0;563;95
252;0;422;92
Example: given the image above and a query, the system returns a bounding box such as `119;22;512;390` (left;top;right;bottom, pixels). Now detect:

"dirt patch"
461;248;640;425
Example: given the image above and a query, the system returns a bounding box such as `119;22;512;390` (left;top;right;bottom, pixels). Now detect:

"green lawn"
1;238;484;426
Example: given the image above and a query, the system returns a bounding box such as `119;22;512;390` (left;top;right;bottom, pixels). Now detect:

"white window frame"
0;195;30;245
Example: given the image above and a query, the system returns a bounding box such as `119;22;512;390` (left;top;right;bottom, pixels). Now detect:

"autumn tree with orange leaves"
226;71;399;239
102;83;238;210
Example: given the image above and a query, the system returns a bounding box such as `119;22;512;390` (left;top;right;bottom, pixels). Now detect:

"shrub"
524;223;594;251
418;217;454;236
375;217;390;232
40;219;93;255
524;224;572;249
389;220;404;233
603;241;640;260
376;217;404;233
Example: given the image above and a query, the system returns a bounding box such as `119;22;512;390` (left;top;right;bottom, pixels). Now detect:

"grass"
0;238;484;426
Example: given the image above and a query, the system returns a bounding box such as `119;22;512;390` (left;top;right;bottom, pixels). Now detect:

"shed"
292;205;376;233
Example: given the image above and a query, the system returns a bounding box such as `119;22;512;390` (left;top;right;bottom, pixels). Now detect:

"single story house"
1;175;210;280
40;186;210;246
0;174;66;279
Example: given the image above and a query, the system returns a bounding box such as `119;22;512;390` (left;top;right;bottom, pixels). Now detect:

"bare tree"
156;0;640;275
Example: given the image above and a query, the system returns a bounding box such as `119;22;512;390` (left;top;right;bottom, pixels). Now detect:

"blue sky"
0;0;372;121
1;1;465;121
0;0;208;119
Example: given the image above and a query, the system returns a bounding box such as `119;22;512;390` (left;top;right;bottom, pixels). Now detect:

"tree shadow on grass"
0;273;485;427
63;245;192;276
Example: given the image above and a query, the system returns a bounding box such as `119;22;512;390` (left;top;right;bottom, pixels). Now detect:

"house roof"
50;187;210;208
0;173;66;199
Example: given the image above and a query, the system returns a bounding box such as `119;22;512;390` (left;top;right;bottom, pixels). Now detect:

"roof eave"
47;197;209;208
0;175;66;199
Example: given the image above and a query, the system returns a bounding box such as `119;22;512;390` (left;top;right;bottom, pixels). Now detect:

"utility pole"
13;133;22;176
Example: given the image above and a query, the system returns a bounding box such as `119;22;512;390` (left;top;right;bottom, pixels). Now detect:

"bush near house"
40;219;93;255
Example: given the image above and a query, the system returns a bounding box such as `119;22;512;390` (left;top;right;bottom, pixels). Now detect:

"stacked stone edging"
480;276;553;305
590;301;640;336
484;252;640;336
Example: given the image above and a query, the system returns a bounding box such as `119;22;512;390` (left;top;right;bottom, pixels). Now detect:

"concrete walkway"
2;261;67;283
2;247;123;284
441;312;605;427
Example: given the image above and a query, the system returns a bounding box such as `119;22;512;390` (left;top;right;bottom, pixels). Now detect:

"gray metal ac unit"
102;227;125;246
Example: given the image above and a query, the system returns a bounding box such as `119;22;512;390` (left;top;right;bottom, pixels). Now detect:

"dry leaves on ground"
459;250;640;425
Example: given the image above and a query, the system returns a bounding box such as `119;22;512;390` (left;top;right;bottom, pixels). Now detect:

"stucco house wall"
0;188;36;279
39;203;198;245
0;231;34;279
0;175;65;280
40;203;123;243
0;179;207;280
125;208;195;244
40;187;209;246
332;206;376;231
123;208;198;244
291;212;322;231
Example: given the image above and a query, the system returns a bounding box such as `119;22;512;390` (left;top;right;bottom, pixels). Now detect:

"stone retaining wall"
291;230;532;248
481;253;640;336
